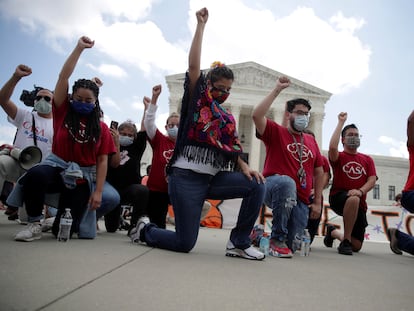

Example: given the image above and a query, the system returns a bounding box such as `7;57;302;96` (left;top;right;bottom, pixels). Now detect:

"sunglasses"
36;95;51;102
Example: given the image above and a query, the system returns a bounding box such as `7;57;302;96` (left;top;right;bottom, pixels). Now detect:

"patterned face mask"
345;136;361;149
210;87;230;104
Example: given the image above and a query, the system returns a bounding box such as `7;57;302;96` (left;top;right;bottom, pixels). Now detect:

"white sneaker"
41;217;55;232
225;240;265;260
15;222;42;242
130;216;150;244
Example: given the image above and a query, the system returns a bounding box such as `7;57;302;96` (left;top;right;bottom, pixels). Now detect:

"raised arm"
407;110;414;147
0;65;32;120
143;84;162;140
252;76;290;135
328;112;347;163
188;7;208;99
54;36;95;109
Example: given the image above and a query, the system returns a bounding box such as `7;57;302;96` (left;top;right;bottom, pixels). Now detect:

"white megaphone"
9;146;42;170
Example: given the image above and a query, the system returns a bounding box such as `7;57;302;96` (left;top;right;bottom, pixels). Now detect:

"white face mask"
119;135;134;146
34;98;52;114
167;126;178;139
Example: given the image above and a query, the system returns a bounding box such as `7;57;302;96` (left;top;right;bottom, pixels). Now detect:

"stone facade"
140;61;408;207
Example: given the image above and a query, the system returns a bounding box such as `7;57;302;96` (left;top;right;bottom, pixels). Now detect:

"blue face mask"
167;126;178;139
70;100;95;115
293;115;309;132
119;135;134;147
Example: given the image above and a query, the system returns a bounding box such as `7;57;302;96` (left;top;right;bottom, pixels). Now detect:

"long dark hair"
64;79;101;143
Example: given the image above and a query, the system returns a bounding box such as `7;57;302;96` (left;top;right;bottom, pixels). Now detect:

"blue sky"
0;0;412;158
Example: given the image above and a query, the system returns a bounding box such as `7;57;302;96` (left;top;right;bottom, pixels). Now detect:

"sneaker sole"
225;249;265;260
15;235;42;242
268;251;292;258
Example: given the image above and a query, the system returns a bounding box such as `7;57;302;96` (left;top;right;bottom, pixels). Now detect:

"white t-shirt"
8;108;53;160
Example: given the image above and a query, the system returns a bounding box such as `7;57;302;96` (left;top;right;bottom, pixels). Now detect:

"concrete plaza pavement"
0;213;413;311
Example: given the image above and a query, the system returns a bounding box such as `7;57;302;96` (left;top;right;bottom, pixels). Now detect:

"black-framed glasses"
36;95;51;102
292;110;310;116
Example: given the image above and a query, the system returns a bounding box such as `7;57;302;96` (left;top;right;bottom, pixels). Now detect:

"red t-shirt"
147;129;175;193
258;119;323;204
52;99;115;166
403;145;414;191
329;151;377;210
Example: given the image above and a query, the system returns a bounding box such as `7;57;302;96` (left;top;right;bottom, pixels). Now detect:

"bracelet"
359;189;364;196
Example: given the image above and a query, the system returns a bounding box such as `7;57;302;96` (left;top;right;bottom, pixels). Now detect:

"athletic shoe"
41;217;55;232
15;222;42;242
225;240;265;260
323;224;336;248
130;216;150;244
387;228;403;255
268;239;293;258
249;224;265;247
337;239;353;255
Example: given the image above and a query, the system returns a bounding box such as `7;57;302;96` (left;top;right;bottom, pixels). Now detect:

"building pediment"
166;61;332;99
228;62;331;97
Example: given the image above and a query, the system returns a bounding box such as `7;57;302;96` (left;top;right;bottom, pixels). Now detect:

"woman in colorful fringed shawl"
130;7;266;260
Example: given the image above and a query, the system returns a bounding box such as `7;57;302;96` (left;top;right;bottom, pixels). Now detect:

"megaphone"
9;146;42;170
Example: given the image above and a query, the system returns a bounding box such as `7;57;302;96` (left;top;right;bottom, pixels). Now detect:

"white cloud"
379;136;408;158
86;63;128;79
0;0;371;96
188;1;371;94
0;125;17;145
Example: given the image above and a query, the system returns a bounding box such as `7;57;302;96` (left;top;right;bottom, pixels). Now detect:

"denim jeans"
397;230;414;255
143;167;265;253
401;190;414;213
264;174;309;252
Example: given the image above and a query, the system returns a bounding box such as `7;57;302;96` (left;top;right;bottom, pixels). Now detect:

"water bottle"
57;208;73;242
300;229;311;256
259;236;270;256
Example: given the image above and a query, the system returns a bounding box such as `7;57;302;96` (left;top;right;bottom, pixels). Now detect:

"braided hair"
64;79;101;144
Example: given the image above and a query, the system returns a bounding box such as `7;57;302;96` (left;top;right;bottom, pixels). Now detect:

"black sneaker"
323;224;336;248
386;228;403;255
337;239;353;255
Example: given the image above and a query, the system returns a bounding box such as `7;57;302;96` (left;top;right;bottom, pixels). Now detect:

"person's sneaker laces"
249;224;265;247
130;216;149;244
15;222;42;242
269;239;292;258
337;239;353;255
225;240;265;260
323;224;336;248
387;228;403;255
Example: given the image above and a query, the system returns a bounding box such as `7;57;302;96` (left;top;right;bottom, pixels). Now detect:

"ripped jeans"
264;175;309;252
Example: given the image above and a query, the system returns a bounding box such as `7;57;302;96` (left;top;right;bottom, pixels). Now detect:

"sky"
0;0;412;159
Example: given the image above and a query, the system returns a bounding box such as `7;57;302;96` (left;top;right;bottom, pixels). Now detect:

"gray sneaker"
15;222;42;242
130;216;150;244
225;240;265;260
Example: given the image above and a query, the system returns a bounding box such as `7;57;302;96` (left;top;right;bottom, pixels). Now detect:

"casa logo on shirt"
287;143;313;163
342;161;366;179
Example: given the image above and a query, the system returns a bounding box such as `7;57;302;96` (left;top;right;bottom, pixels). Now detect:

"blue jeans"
264;175;308;252
96;183;121;219
401;190;414;213
143;167;265;253
397;230;414;255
